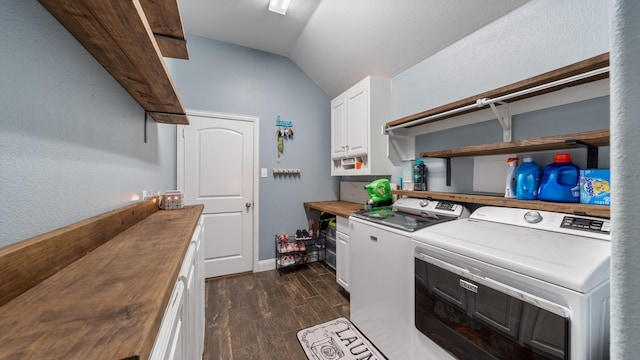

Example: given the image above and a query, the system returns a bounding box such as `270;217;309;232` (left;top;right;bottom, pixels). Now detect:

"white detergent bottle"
504;157;519;198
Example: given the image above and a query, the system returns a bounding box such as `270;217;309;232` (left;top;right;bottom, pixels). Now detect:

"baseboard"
257;258;276;272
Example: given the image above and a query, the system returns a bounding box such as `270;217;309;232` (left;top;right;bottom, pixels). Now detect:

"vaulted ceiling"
179;0;528;97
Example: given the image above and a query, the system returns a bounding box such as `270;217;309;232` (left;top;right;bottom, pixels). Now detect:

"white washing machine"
411;206;611;360
349;197;469;359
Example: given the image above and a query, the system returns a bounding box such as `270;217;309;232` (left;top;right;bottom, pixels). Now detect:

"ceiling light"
268;0;291;15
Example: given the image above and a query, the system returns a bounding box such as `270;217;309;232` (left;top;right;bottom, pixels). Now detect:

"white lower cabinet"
151;218;205;360
336;216;350;292
151;280;185;360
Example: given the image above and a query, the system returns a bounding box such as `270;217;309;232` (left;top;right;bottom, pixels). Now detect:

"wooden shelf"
420;129;609;187
421;129;609;158
0;200;160;307
393;190;610;219
386;53;609;129
0;203;204;359
304;201;365;219
140;0;189;59
38;0;188;124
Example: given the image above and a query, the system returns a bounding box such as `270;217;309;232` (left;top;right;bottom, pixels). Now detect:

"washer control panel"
392;198;470;218
435;201;457;211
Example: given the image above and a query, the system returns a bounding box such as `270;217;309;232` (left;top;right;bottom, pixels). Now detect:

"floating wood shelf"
421;129;609;158
38;0;189;124
141;0;189;59
393;190;610;219
386;53;609;130
421;129;609;187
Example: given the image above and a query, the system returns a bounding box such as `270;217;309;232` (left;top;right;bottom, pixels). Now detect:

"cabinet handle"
370;236;377;241
416;252;570;317
245;202;252;209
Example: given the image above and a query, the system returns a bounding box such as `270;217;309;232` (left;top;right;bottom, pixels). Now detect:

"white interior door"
178;111;257;278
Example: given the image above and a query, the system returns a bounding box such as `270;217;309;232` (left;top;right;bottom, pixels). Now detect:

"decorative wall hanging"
276;115;294;162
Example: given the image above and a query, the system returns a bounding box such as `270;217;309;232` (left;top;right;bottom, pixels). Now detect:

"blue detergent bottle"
413;160;426;191
537;153;580;202
516;157;542;200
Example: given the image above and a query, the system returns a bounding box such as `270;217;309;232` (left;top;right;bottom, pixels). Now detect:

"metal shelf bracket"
478;99;512;141
445;158;451;186
565;139;599;168
431;157;452;187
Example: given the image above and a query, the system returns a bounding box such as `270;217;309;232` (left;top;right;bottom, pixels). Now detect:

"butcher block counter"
0;201;203;360
304;200;364;219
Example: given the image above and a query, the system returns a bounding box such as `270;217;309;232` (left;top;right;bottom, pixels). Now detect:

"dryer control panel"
469;206;611;241
561;216;611;234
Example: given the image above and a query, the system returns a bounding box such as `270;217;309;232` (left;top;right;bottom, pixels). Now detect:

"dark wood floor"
203;262;350;360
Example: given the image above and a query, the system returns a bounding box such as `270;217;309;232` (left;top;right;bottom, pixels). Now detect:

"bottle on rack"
413;160;427;191
504;157;519;198
537;153;580;203
516;157;541;200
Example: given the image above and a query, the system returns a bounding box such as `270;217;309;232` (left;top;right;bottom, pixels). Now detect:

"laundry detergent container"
515;157;541;200
537;153;580;202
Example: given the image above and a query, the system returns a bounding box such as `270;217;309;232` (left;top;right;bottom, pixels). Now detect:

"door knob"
246;202;252;208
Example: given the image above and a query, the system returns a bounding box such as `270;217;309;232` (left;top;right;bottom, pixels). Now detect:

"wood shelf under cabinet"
38;0;188;124
393;190;610;219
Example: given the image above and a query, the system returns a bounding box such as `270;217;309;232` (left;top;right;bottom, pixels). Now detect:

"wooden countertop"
0;204;203;360
304;200;364;218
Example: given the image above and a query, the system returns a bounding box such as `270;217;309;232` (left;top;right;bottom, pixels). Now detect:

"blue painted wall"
166;35;338;261
392;0;610;194
0;1;177;247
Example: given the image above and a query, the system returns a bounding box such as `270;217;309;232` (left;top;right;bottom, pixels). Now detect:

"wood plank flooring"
203;263;350;360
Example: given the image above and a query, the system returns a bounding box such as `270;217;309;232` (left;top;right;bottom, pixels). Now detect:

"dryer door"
414;252;569;360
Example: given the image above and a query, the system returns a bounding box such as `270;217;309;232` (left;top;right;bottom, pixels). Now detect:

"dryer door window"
415;257;569;360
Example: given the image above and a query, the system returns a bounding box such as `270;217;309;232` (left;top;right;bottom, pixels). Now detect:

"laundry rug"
297;317;386;360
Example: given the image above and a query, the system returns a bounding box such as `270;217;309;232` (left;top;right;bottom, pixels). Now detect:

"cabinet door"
345;84;369;158
331;95;347;160
194;225;205;359
184;251;197;360
150;281;185;360
336;231;349;291
166;289;185;360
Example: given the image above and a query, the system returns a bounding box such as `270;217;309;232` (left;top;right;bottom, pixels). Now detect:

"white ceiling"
179;0;528;97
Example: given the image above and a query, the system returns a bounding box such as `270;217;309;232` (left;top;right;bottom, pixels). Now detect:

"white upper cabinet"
331;96;347;160
331;76;392;176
